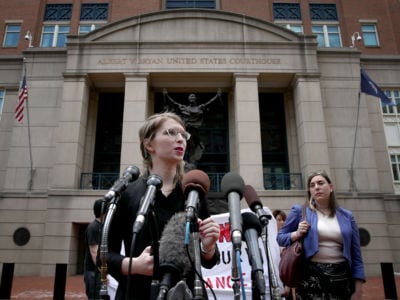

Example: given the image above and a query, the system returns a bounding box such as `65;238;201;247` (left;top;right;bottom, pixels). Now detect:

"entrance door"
259;93;290;189
92;93;124;189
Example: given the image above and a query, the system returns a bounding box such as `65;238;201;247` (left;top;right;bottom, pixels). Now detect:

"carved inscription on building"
97;56;281;65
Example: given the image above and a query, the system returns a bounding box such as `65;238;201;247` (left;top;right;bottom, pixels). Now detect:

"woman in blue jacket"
277;170;365;300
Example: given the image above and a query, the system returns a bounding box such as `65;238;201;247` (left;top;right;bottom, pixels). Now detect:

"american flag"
15;73;28;123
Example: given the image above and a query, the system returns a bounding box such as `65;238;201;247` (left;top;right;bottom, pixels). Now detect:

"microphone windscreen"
221;172;245;198
182;170;210;197
243;185;262;211
123;165;140;182
242;212;262;236
159;212;193;276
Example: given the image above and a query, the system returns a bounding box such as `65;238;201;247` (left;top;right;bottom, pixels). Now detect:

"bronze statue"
162;89;222;166
163;89;221;128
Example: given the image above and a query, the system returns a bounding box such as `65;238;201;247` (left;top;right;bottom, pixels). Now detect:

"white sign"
202;208;283;300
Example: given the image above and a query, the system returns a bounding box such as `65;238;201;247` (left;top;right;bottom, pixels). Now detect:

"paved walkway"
4;275;400;299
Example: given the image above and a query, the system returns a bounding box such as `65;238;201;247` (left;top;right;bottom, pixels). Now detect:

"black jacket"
107;176;219;299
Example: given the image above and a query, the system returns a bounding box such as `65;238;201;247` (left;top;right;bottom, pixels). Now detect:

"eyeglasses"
163;128;191;141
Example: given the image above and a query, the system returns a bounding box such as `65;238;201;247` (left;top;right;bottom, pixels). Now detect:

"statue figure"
163;89;222;166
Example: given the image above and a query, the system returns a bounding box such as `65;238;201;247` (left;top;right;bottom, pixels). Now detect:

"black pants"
84;270;101;300
296;261;354;300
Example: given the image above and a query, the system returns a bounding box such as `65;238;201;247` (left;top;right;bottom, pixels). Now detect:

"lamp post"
350;32;362;48
24;31;33;48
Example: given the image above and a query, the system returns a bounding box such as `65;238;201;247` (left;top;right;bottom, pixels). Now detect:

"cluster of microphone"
103;166;271;300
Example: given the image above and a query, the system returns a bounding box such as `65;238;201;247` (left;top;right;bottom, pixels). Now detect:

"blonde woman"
107;112;220;299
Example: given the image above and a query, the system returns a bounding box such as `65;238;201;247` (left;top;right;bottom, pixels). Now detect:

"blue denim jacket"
277;204;366;281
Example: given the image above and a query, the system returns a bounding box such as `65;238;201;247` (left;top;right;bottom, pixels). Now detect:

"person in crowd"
272;209;294;300
106;112;220;299
84;199;103;300
272;209;287;232
277;170;365;300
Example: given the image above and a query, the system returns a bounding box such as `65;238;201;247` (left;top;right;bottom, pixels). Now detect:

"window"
166;0;215;9
80;3;108;20
391;154;400;181
0;90;4;120
286;24;303;33
273;3;301;20
44;4;72;21
273;3;303;34
42;4;71;47
281;23;304;34
382;90;400;114
312;24;341;47
78;24;103;35
3;24;21;47
309;4;340;47
361;24;379;47
309;4;338;21
41;24;70;47
78;3;108;35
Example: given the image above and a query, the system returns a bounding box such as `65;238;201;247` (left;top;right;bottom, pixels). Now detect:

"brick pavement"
4;275;400;299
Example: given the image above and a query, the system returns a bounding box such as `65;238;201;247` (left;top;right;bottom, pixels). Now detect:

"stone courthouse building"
0;0;399;278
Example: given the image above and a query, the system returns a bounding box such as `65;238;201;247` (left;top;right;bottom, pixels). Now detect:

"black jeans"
84;270;101;300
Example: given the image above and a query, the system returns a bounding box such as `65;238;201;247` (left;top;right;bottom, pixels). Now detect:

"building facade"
0;0;399;277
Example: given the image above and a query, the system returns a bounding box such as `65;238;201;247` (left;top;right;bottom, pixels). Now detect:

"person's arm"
348;210;365;300
163;88;182;107
120;246;154;276
276;205;302;247
351;279;364;300
203;88;222;107
90;244;99;266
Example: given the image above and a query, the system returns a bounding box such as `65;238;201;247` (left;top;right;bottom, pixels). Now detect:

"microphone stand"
251;270;266;300
149;209;161;300
99;195;121;300
231;246;241;300
258;214;281;300
190;222;205;300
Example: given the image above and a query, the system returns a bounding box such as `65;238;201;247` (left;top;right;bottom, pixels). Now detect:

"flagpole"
23;58;35;190
349;91;361;192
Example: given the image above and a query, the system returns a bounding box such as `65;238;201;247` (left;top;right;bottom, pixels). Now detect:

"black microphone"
242;212;266;297
182;170;210;222
132;174;163;234
157;212;193;300
221;172;245;251
244;184;271;226
104;165;140;201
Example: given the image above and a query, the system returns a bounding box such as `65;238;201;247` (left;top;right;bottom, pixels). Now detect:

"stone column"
119;73;149;172
292;74;330;179
233;73;264;189
51;74;90;189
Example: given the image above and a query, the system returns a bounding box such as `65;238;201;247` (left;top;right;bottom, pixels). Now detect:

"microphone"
132;174;163;234
242;212;266;297
182;170;210;222
157;212;193;300
244;184;271;226
221;172;245;251
104;165;140;201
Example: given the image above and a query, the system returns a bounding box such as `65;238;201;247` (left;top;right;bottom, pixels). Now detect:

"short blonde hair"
139;112;186;182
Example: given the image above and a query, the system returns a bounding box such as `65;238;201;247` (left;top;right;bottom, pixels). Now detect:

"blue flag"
360;69;393;106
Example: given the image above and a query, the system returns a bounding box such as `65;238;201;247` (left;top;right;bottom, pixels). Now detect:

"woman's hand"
297;220;310;237
351;280;363;300
198;217;220;258
121;246;154;276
